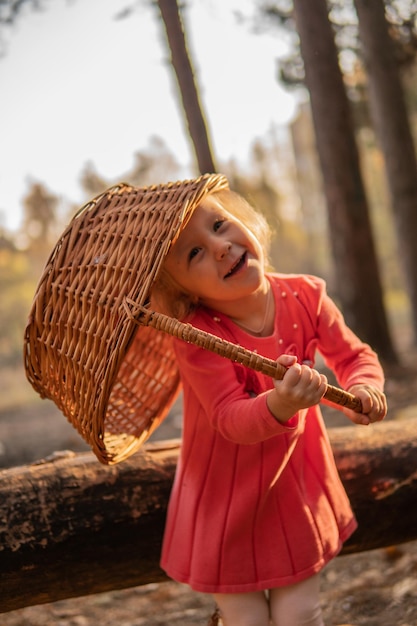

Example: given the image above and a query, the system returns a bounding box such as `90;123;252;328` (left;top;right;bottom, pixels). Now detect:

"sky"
0;0;298;232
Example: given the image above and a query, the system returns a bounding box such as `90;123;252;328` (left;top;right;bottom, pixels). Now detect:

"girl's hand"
267;354;327;423
343;384;387;426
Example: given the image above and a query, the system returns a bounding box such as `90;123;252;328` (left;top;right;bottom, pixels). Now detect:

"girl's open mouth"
224;252;246;278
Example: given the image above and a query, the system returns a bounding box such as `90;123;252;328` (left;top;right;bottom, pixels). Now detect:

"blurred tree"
292;0;397;363
156;0;217;174
21;181;58;272
79;137;182;199
22;181;56;239
353;0;417;345
0;0;46;54
0;0;42;23
124;136;182;186
79;163;111;200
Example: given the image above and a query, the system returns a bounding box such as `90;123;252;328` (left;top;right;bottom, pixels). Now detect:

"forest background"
2;1;417;625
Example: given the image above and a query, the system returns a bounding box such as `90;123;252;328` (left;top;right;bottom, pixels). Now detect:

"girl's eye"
214;219;225;232
188;247;200;261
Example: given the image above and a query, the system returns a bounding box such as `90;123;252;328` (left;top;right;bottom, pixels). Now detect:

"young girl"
151;186;387;626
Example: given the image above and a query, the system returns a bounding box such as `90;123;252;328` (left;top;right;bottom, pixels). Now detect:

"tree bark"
1;420;417;613
292;0;398;364
353;0;417;345
157;0;217;174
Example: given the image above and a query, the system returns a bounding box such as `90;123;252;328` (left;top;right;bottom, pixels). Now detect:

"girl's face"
164;195;266;310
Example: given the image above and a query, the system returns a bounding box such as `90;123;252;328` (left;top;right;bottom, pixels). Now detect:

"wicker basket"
24;173;229;464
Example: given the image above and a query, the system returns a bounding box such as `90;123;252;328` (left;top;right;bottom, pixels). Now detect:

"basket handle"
125;300;363;413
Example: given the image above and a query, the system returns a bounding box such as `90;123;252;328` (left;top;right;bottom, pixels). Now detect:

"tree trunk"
2;419;417;613
292;0;398;364
353;0;417;345
157;0;217;174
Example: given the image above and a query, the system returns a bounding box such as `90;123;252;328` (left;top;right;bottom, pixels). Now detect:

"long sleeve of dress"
174;336;299;445
313;283;385;391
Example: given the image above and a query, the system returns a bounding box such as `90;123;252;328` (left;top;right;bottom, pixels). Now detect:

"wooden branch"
1;419;417;613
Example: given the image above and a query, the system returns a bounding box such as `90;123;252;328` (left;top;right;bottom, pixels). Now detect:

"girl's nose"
214;240;231;261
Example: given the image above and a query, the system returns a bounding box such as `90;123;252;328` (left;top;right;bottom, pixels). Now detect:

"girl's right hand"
267;354;328;424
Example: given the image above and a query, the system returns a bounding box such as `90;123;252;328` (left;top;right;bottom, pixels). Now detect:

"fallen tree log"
1;418;417;613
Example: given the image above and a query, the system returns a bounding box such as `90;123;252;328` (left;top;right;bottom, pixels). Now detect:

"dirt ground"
2;541;417;625
1;347;417;625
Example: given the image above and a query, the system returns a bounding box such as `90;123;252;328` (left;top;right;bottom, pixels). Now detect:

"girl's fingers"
348;385;387;423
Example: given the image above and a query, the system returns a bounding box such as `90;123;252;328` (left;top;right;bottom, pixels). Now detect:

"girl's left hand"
343;384;387;425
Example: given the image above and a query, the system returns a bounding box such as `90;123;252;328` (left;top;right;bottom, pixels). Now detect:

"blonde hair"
150;189;272;320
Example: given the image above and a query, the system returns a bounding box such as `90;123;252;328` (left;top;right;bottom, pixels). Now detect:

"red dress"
160;274;385;593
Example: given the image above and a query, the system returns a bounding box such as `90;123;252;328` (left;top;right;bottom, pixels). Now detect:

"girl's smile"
224;251;247;279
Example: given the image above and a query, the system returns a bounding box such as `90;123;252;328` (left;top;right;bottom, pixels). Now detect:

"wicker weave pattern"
24;174;229;464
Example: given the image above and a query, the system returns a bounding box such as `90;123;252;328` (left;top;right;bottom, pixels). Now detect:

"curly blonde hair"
150;189;272;320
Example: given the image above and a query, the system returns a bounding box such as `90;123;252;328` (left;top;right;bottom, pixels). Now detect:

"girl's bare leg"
269;574;324;626
213;590;270;626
